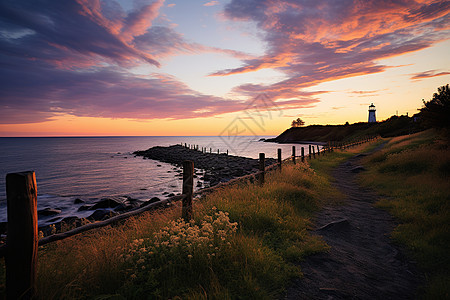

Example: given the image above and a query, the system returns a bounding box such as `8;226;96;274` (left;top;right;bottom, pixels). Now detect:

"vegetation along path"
286;143;422;299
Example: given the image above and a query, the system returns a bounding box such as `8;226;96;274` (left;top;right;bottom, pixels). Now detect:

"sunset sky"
0;0;449;136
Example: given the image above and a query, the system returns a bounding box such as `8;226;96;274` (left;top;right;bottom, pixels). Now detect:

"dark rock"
74;198;84;204
133;144;276;188
113;203;129;212
317;219;350;232
61;216;79;224
140;197;161;208
88;209;118;221
48;217;62;223
167;193;175;197
78;204;91;211
90;198;122;210
0;222;7;235
350;166;366;173
38;208;62;216
126;196;140;202
162;191;169;195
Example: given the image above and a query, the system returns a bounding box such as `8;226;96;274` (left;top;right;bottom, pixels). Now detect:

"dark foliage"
420;84;450;130
291;118;305;127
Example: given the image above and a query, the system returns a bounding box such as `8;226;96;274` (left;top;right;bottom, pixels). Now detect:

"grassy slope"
358;130;450;299
270;115;421;143
1;160;340;299
3;137;444;299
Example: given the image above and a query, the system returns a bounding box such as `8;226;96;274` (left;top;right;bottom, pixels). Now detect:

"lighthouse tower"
368;103;376;123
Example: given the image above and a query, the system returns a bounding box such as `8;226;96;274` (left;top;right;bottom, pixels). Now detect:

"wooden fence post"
312;146;316;158
259;153;265;186
309;145;312;159
6;171;38;300
317;145;320;156
277;148;282;171
301;147;305;162
292;146;296;164
182;161;194;222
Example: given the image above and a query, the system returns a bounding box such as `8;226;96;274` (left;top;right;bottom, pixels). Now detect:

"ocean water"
0;136;313;226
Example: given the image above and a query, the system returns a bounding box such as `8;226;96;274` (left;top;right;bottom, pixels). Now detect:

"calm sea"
0;136;312;225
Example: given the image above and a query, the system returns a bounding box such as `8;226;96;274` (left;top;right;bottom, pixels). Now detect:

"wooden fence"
0;135;379;298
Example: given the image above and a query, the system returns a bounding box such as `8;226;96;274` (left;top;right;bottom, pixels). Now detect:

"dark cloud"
0;52;315;124
0;0;259;124
410;69;450;80
215;0;450;101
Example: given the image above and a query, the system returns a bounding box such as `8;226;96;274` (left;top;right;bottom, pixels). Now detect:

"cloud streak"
410;69;450;80
214;0;450;101
0;0;263;124
1;0;449;126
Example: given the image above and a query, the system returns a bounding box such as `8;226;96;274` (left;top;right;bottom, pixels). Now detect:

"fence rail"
0;135;379;298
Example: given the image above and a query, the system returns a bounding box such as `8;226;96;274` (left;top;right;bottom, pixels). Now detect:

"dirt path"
286;144;421;299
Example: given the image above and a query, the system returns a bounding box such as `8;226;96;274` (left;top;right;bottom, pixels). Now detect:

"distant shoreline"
263;139;327;146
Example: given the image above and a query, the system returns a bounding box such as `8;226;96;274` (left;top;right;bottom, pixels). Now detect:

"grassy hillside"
1;159;342;299
267;115;421;143
359;130;450;299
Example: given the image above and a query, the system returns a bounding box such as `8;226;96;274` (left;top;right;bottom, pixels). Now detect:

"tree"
419;84;450;130
291;117;305;127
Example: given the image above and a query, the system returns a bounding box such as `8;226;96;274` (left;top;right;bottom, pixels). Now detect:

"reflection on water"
0;136;314;225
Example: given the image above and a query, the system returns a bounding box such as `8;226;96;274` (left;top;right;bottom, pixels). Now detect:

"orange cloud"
217;0;450;102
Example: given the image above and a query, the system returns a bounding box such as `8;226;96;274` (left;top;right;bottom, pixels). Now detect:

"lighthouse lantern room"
368;103;376;123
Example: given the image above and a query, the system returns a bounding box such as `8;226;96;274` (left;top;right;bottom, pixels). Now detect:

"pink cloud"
121;0;164;42
204;1;220;7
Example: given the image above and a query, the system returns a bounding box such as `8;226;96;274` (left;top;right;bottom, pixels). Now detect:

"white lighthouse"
368;103;376;123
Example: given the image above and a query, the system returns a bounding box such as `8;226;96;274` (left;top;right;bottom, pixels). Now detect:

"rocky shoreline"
134;144;277;187
0;144;276;241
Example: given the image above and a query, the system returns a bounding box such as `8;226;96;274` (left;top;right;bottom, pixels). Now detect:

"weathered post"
317;145;320;156
210;148;212;153
182;161;194;222
217;149;219;154
301;147;305;162
309;145;312;159
277;148;282;171
6;171;38;300
292;146;296;164
259;153;265;186
226;150;228;155
312;146;316;158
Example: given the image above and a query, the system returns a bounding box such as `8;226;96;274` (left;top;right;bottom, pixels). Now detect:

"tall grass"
359;130;450;299
1;161;334;299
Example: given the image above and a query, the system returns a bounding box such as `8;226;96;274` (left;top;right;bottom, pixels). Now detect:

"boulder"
140;197;161;208
88;209;118;221
78;204;92;211
90;198;122;210
350;166;366;173
38;208;62;216
74;198;84;204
